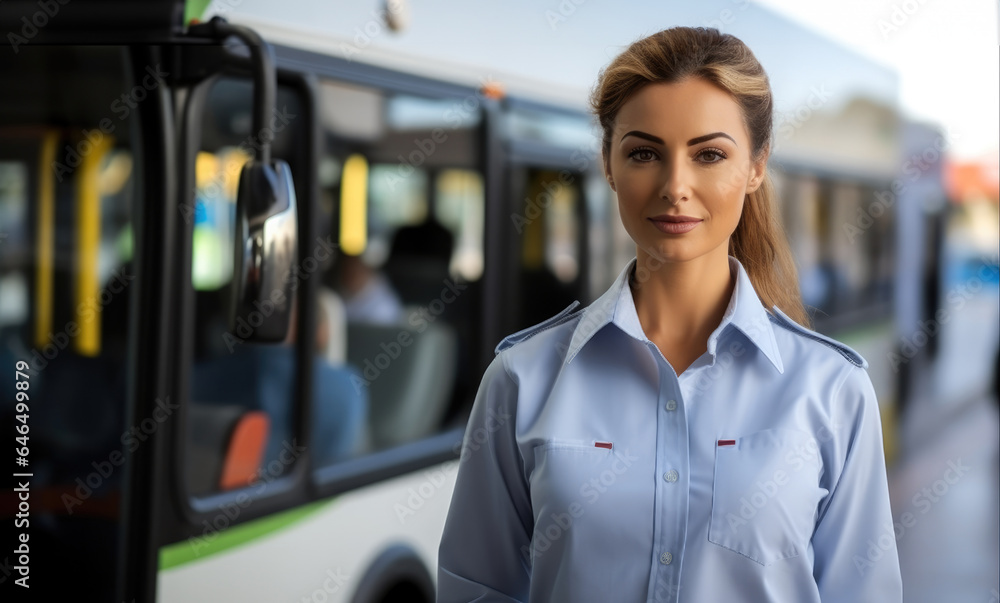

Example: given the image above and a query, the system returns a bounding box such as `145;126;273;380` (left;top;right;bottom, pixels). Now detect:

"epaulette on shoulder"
768;305;869;369
495;301;582;355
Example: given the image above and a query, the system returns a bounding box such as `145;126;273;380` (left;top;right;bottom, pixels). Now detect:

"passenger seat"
346;320;457;450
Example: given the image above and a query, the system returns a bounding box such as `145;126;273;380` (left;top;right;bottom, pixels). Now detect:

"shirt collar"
566;255;784;374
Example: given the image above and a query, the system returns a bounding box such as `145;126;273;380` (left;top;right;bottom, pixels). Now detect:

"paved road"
890;290;999;603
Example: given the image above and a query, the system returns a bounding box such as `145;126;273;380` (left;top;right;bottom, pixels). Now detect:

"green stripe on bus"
158;498;338;570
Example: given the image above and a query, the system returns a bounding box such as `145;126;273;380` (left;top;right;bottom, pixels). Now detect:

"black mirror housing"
230;159;298;342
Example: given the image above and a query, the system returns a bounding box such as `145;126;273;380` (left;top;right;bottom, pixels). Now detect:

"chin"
640;241;697;263
646;235;732;265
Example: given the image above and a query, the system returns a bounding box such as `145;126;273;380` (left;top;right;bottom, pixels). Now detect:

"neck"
630;246;734;346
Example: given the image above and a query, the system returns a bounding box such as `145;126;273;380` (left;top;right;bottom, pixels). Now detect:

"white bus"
0;0;944;601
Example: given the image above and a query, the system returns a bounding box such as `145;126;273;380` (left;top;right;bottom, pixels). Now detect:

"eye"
627;146;657;162
696;147;727;163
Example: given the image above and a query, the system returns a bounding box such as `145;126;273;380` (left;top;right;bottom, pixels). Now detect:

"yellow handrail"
33;131;58;349
74;133;115;356
340;153;369;256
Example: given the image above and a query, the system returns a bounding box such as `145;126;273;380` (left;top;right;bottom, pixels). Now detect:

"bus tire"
351;543;434;603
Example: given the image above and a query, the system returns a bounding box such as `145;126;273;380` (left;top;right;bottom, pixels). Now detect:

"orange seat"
218;410;270;490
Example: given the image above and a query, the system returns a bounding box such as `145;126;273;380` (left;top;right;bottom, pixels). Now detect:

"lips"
650;215;702;223
648;215;702;234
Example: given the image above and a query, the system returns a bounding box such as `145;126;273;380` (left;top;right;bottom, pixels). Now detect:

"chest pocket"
529;440;646;533
530;440;617;511
708;428;825;566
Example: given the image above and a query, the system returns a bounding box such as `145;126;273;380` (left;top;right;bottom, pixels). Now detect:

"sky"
754;0;999;161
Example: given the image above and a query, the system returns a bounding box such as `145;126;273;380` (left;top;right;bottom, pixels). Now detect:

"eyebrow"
620;130;738;146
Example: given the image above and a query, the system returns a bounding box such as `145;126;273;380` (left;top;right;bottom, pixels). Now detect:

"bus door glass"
510;167;585;330
182;75;310;498
0;46;137;601
504;104;599;334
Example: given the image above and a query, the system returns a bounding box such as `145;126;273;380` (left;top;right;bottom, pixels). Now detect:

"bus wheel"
379;581;429;603
351;543;434;603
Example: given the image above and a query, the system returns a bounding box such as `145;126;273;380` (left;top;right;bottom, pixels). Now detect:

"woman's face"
605;77;767;265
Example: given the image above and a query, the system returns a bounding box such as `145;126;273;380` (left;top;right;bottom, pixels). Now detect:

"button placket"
647;345;686;602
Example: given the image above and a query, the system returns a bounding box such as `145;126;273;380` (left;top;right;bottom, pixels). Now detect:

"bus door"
152;24;324;603
0;45;146;602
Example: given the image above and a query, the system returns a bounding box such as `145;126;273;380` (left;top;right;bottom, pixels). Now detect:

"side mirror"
231;159;297;342
189;17;299;342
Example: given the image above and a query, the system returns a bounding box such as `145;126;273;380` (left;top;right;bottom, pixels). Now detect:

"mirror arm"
187;16;275;165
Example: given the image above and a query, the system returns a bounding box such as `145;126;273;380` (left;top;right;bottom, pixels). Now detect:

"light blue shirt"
437;256;902;602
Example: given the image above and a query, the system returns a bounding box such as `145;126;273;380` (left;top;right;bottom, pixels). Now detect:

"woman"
437;27;901;602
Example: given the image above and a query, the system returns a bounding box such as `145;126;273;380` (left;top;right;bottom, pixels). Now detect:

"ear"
745;147;769;194
603;152;616;192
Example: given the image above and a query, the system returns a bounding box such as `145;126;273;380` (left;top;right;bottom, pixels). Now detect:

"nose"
659;153;692;204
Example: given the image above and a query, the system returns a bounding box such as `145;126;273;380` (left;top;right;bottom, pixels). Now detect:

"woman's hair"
589;26;810;327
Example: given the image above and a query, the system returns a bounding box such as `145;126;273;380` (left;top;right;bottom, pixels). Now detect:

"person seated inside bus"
383;215;455;308
389;215;454;265
190;294;368;474
334;252;404;324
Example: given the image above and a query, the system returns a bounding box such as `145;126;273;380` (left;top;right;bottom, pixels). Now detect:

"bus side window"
312;80;485;462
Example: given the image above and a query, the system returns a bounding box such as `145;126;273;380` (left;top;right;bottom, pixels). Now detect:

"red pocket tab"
594;441;613;450
717;439;736;447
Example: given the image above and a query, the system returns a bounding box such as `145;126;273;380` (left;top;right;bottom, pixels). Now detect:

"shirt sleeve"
811;364;903;602
437;352;532;602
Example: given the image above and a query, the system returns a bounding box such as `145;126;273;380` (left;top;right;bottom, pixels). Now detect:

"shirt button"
665;399;677;411
663;469;679;483
659;551;673;565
